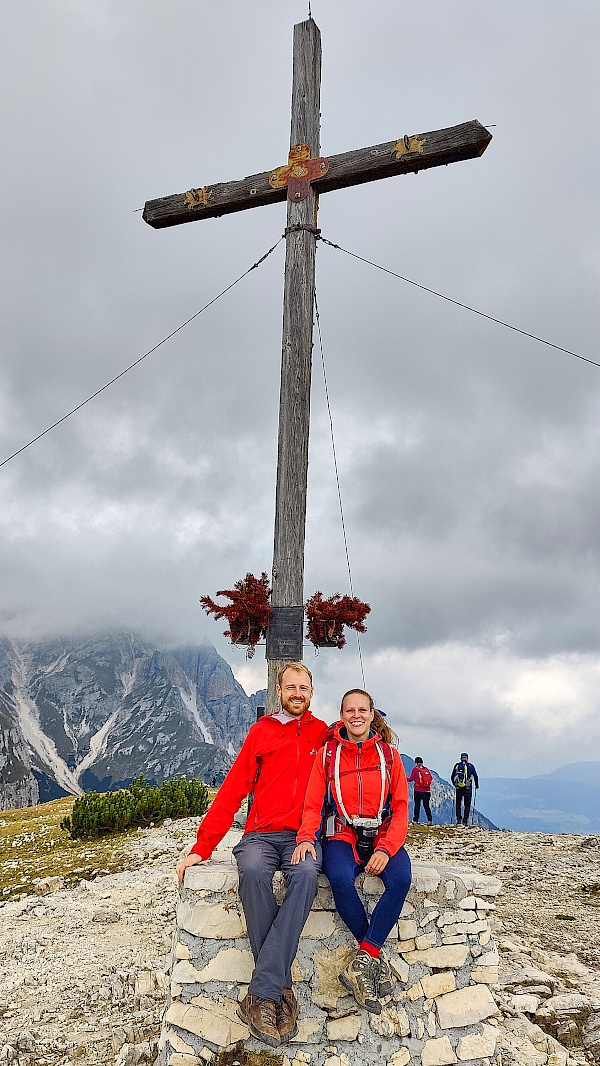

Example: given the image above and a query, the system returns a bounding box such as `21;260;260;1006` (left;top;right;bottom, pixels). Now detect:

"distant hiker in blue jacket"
451;753;479;826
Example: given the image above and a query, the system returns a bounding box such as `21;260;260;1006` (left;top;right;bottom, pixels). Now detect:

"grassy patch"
207;1046;284;1066
0;797;149;902
0;789;219;903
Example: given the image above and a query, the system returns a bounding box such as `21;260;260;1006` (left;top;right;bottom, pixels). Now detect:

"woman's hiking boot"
376;952;393;998
339;949;382;1014
237;993;280;1046
276;986;299;1042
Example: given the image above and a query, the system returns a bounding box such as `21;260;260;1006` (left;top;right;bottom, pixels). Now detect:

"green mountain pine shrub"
60;774;209;840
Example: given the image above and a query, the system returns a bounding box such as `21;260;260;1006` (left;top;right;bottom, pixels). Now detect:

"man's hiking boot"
339;949;382;1014
376;952;393;998
276;986;299;1042
237;993;280;1046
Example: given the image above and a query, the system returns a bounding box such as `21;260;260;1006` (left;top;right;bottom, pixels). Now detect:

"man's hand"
364;850;389;875
176;852;205;883
291;842;317;865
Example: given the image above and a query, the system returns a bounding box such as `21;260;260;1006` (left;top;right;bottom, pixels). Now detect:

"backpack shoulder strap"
323;738;339;808
323;737;337;780
381;741;394;782
374;741;395;816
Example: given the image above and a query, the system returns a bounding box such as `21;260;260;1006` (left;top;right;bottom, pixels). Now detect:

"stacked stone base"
158;829;503;1066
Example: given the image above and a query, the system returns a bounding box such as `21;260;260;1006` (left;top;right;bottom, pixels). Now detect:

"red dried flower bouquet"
305;591;370;649
200;572;273;646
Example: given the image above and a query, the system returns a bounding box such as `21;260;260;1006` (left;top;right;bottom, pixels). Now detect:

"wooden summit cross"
143;18;491;713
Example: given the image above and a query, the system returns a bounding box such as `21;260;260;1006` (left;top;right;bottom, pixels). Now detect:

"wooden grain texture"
266;19;321;702
142;120;491;229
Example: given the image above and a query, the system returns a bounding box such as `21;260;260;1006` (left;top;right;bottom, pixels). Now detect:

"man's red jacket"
296;722;409;858
190;711;328;860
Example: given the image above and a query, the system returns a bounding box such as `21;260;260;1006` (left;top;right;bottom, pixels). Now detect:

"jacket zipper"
357;742;363;816
291;720;301;805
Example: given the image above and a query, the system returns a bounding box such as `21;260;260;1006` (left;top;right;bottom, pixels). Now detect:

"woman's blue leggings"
323;839;412;951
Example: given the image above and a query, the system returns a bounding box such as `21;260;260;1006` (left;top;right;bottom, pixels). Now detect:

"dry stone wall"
158;830;504;1066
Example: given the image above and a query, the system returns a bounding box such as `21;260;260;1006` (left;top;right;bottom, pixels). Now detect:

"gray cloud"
1;0;598;776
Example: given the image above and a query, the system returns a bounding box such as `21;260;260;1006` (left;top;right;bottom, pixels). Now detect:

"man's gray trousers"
232;830;321;1001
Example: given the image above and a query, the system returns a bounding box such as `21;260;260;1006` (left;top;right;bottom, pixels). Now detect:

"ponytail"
372;709;393;745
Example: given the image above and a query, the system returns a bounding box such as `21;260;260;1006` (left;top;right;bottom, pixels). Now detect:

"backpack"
454;763;469;789
415;765;432;789
322;735;394;834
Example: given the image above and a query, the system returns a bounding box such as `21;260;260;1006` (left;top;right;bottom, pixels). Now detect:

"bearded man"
176;662;327;1048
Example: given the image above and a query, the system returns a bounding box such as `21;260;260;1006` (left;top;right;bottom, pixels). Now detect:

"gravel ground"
1;816;598;1065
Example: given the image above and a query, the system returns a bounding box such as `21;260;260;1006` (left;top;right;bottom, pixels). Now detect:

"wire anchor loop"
283;224;321;238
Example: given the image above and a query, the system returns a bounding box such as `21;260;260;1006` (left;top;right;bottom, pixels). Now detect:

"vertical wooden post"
266;19;322;713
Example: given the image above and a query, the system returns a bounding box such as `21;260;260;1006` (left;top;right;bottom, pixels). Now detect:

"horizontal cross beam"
143;119;491;229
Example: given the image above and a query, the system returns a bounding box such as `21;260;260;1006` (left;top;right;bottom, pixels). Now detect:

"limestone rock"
471;966;499;984
313;945;356;1009
183;862;239;893
369;1006;410;1038
402;945;470;969
511;993;541;1014
421;1035;458;1065
415;931;438;950
174;947;254;984
387;1049;410;1066
176;899;245;939
302;910;336;938
501;967;558;993
437;910;477;927
163;1029;195;1054
389;955;410;983
327;1015;361;1041
34;876;64;896
583;1011;600;1062
436;984;498;1029
456;1024;498;1060
293;1013;327;1043
166;996;249;1046
397;919;418;940
421;971;456;999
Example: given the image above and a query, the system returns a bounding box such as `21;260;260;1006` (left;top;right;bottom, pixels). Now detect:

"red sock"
359;941;380;959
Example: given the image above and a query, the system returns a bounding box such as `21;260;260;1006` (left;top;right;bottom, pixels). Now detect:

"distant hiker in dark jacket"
407;757;433;825
451;753;479;825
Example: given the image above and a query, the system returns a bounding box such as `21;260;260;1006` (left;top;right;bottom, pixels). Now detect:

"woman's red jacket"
190;711;328;860
296;722;409;857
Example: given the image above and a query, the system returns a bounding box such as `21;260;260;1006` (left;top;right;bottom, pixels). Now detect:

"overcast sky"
1;1;598;780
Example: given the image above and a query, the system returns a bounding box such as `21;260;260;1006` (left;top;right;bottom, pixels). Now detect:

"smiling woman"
292;686;411;1013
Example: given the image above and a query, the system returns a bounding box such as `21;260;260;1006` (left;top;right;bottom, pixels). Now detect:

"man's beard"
280;694;310;717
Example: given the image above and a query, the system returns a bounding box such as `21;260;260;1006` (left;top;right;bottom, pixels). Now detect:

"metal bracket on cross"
269;143;329;202
183;186;212;211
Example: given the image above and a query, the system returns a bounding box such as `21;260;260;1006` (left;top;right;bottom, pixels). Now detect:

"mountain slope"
0;634;260;808
480;762;600;834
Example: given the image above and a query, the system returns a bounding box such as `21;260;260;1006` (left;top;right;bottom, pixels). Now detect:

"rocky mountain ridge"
0;634;261;810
